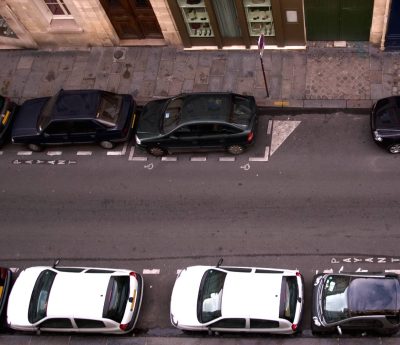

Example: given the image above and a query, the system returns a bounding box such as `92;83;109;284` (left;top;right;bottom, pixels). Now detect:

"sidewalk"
0;42;398;109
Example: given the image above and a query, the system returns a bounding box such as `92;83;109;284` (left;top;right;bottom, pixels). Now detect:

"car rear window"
197;269;227;323
28;270;57;323
230;96;254;126
279;276;298;323
96;93;122;127
103;276;130;323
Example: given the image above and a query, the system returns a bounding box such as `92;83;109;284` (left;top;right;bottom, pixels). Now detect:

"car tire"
227;144;245;155
148;146;166;157
27;143;43;152
99;141;115;149
387;144;400;154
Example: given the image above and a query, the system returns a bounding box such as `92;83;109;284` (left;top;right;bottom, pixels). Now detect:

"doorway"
100;0;163;39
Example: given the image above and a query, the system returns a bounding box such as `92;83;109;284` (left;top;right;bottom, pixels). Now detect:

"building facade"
0;0;393;50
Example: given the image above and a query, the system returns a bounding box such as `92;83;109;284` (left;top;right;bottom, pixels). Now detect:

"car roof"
50;89;102;121
222;271;283;320
348;276;400;316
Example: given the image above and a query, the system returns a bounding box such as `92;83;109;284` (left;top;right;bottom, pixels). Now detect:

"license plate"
1;110;10;125
0;286;3;298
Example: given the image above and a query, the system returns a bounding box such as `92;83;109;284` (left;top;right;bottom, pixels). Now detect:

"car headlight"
170;313;178;327
373;130;383;142
135;135;141;145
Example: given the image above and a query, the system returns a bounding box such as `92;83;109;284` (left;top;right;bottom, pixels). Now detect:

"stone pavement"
0;42;399;110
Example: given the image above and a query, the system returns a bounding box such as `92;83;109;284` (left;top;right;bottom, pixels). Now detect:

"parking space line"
249;146;270;162
76;151;92;156
47;151;62;156
161;156;177;162
219;157;235;162
128;146;147;161
190;157;207;162
143;269;160;274
17;151;32;156
107;142;128;156
267;119;273;135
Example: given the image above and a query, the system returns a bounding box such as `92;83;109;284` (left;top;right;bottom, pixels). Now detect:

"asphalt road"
0;111;399;344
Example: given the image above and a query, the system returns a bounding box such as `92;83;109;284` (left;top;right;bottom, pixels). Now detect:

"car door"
209;318;247;333
68;120;100;144
38;317;75;332
161;124;200;152
340;318;384;333
42;120;70;144
74;318;107;333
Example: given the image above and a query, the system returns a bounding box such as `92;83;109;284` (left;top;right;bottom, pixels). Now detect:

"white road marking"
270;120;301;156
10;267;19;273
143;269;160;274
249;146;270;162
77;151;92;156
161;156;177;161
267;120;273;135
17;151;32;156
107;142;128;156
323;269;333;273
177;269;182;275
385;270;400;274
128;146;147;161
47;151;62;156
190;157;207;162
356;268;368;272
219;157;235;162
240;163;250;170
144;163;154;170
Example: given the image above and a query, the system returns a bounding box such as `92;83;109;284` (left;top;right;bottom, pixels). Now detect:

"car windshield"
103;276;130;323
162;97;184;133
231;96;253;126
279;276;298;323
322;275;350;323
96;93;123;127
38;93;60;131
197;269;227;323
28;270;57;324
375;106;400;129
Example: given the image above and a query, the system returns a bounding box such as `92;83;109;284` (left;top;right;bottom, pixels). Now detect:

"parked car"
12;89;136;151
7;262;143;334
0;95;17;147
0;267;12;328
170;260;304;334
371;96;400;153
135;93;257;156
312;272;400;336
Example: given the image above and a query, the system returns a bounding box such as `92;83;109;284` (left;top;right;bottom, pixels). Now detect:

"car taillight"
291;324;298;332
130;272;137;278
296;271;302;277
120;323;129;331
247;132;254;142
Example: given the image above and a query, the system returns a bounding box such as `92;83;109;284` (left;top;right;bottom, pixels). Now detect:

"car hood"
12;98;48;138
136;99;167;139
170;266;209;328
7;267;44;328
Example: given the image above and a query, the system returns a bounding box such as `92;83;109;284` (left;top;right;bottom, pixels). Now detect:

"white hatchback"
170;261;304;334
7;263;143;334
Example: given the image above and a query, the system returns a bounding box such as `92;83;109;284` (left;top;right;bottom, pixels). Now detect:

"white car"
170;261;304;334
7;262;143;334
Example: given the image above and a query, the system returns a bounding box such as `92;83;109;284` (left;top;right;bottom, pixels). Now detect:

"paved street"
1;111;400;344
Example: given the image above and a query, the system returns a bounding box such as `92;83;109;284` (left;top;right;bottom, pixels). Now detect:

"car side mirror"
52;258;60;268
336;325;342;335
216;258;223;267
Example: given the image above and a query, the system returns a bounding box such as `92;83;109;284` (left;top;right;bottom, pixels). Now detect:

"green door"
305;0;373;41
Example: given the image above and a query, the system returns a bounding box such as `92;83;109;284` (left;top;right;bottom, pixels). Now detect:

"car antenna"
216;258;223;267
52;258;60;268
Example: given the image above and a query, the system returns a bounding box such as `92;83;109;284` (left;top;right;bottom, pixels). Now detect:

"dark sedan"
135;93;257;156
312;272;400;336
371;96;400;153
0;267;12;329
12;89;136;151
0;95;17;147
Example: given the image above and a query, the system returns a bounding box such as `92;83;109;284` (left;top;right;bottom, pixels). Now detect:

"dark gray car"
312;273;400;336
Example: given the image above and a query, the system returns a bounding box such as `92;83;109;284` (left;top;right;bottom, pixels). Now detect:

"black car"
371;96;400;153
12;89;136;151
0;95;17;147
312;273;400;336
135;93;257;156
0;267;12;328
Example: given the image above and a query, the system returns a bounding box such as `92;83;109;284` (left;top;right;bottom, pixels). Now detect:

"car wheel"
99;141;115;149
227;144;245;155
148;146;166;157
388;144;400;154
27;143;43;152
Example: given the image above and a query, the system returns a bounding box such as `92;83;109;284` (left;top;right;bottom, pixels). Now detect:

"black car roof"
348;277;399;316
51;89;102;120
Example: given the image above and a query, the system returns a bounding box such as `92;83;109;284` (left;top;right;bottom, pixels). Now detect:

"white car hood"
7;267;44;328
170;266;208;328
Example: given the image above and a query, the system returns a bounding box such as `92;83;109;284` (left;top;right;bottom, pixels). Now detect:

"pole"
258;34;270;98
259;55;269;98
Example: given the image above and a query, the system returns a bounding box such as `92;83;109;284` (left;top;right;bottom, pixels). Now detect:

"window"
250;319;280;329
44;121;69;135
279;276;299;323
40;318;72;329
342;319;383;329
211;318;246;329
103;276;130;323
55;267;84;273
86;269;115;274
75;319;105;328
70;120;98;134
44;0;71;17
322;275;350;323
97;93;122;127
